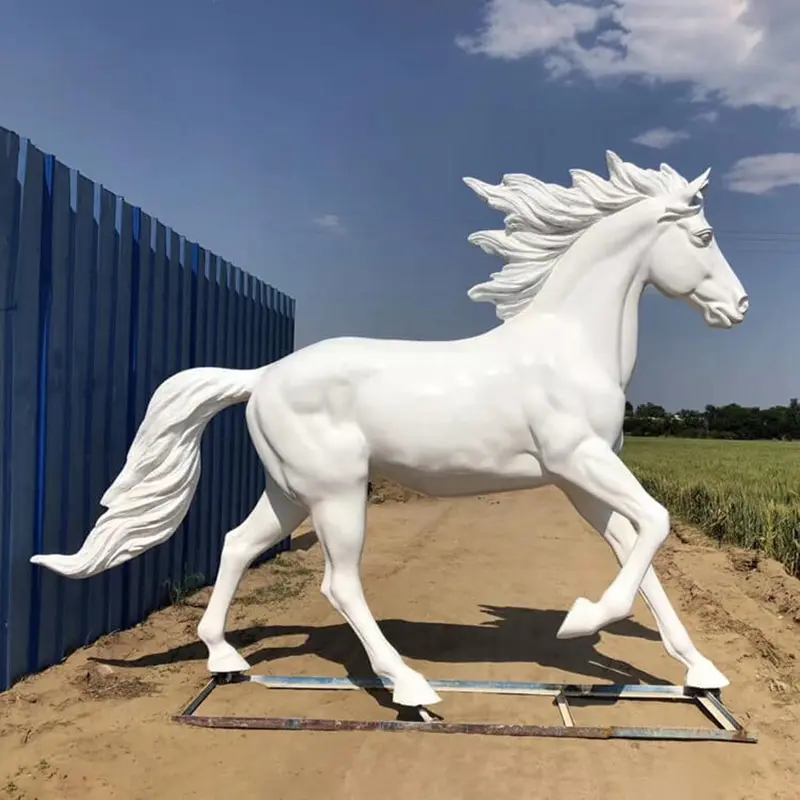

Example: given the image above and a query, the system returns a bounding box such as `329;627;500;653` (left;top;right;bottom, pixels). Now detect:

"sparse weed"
164;572;206;606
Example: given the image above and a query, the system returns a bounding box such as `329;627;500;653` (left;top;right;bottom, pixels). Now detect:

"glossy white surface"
33;152;747;705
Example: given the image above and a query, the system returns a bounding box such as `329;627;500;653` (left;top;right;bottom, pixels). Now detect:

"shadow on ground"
94;604;668;693
289;529;317;552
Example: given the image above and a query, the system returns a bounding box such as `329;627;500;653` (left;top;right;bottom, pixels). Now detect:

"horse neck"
513;202;658;388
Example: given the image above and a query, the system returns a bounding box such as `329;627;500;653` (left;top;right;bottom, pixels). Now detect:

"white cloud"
725;153;800;194
312;213;345;234
694;109;720;124
631;127;690;149
456;0;800;118
455;0;602;60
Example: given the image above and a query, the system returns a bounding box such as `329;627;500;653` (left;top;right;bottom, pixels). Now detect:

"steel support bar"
247;674;696;699
172;674;757;743
174;713;756;741
555;692;575;727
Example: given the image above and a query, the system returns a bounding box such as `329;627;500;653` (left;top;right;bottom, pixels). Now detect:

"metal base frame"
173;674;757;743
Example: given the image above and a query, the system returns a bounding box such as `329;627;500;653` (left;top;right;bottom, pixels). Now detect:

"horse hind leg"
311;485;442;708
197;480;307;674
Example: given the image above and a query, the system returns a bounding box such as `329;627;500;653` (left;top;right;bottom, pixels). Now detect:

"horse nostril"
738;295;749;315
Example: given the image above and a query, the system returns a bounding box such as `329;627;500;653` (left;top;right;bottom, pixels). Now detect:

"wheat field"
621;437;800;577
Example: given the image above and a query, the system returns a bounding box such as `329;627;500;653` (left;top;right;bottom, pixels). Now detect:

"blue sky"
1;0;798;410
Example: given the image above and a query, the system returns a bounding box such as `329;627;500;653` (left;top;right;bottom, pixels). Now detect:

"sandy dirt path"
1;487;799;800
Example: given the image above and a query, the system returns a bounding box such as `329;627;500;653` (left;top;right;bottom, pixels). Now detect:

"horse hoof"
391;670;442;708
557;597;602;639
685;659;729;690
206;643;251;675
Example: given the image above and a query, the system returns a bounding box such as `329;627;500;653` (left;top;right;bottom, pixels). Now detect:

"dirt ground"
2;484;799;800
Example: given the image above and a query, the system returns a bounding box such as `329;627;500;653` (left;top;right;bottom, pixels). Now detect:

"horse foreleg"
540;435;670;637
311;486;442;708
197;481;307;673
564;485;728;689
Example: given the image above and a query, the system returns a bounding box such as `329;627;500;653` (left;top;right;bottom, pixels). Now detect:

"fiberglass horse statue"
32;151;748;709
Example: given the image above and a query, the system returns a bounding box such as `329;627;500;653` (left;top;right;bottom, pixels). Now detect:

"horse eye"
696;229;713;246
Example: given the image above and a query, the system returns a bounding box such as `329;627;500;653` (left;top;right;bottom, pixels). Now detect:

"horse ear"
687;168;711;199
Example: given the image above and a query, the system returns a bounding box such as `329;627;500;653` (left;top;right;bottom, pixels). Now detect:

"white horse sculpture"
32;151;748;709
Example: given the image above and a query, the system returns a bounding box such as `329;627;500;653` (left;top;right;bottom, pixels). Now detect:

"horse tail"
30;366;266;578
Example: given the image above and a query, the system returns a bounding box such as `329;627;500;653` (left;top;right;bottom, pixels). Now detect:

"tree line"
624;399;800;440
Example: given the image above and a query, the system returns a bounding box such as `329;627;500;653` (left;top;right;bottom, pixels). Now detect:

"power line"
722;248;800;254
717;229;800;239
713;228;800;255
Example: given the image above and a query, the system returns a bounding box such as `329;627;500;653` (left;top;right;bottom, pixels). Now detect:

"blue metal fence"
0;126;295;691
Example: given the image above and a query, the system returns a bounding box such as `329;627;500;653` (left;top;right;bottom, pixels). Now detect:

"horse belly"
373;457;548;498
366;409;546;497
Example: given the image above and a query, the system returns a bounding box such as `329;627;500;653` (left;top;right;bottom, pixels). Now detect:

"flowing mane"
464;151;706;320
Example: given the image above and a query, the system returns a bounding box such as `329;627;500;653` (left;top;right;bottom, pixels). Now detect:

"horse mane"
464;151;705;320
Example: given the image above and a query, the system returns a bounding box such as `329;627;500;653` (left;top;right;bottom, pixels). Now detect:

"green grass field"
621;437;800;577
